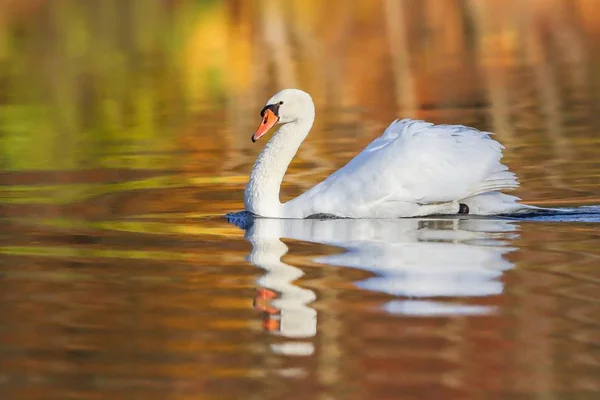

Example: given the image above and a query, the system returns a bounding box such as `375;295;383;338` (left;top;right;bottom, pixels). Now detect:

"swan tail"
467;170;519;197
461;192;524;215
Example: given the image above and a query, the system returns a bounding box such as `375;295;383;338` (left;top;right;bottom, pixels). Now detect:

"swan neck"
245;116;314;217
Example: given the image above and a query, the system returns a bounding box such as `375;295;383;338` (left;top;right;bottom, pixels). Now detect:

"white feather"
286;118;522;217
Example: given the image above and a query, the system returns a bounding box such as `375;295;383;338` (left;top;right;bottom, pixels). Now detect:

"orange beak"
252;109;279;142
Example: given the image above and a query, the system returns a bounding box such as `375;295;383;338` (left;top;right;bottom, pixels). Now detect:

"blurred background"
1;1;600;399
1;0;600;206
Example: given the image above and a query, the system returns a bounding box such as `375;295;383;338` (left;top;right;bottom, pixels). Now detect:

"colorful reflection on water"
1;1;600;399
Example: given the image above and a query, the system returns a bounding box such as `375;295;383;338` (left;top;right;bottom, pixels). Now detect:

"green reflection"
0;0;226;171
0;245;192;262
0;175;245;204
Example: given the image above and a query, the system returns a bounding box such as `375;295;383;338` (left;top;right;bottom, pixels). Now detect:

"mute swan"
245;88;526;218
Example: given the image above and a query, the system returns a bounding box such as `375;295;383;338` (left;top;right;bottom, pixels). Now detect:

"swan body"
245;89;525;219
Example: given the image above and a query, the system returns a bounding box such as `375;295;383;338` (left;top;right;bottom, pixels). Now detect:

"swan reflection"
228;214;518;344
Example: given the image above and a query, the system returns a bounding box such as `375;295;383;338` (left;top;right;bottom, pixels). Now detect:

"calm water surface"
2;1;600;399
1;145;600;400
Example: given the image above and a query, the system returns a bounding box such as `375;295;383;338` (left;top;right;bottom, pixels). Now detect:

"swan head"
252;89;314;142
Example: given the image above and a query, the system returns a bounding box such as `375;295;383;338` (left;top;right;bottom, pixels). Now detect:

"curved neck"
245;114;314;217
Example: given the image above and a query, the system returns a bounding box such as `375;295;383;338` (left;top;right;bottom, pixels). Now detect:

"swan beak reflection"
252;108;279;142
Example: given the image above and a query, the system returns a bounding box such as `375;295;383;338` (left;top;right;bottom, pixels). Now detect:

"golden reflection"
0;0;599;206
1;1;600;399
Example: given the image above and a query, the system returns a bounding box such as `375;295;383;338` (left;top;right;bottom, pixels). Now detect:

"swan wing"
292;119;518;215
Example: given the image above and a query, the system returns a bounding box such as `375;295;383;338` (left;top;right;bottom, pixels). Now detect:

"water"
2;1;600;399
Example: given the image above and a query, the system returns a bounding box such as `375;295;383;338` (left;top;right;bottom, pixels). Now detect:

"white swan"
245;88;526;218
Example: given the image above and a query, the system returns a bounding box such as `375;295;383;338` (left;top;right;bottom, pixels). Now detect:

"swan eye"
279;101;284;105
